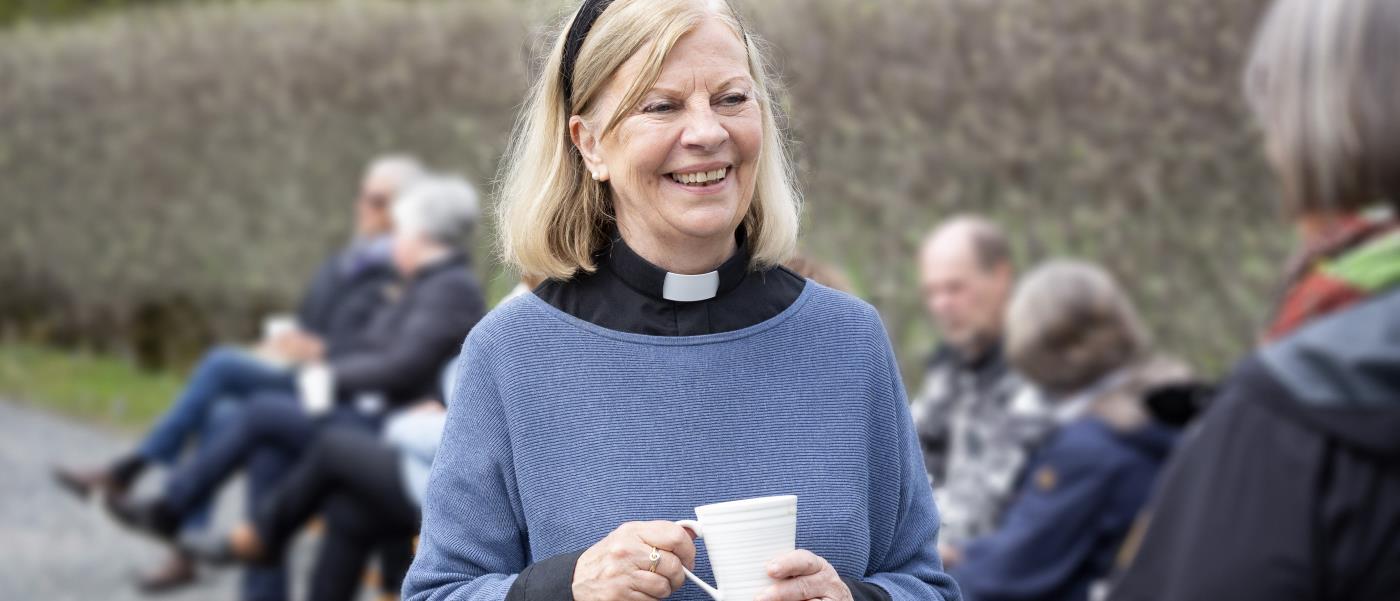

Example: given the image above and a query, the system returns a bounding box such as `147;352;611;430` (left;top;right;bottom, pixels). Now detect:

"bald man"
910;216;1053;564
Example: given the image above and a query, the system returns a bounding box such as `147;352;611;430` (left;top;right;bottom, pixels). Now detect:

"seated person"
52;154;425;592
910;216;1053;563
950;260;1193;601
101;176;487;601
53;154;425;503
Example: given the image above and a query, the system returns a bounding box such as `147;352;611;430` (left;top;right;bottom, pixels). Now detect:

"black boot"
105;495;181;541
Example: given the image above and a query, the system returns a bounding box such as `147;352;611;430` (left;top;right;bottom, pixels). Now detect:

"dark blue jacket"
952;360;1185;601
329;252;485;407
298;238;397;353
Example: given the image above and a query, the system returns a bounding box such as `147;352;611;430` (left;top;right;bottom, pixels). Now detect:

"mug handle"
675;520;724;601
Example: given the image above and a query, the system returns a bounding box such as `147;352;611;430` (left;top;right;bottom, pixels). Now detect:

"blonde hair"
1005;260;1150;396
497;0;800;280
1245;0;1400;215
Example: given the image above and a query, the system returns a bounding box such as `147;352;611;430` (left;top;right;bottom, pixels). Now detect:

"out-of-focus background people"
909;216;1052;559
950;260;1191;601
179;363;457;601
101;175;487;601
1109;0;1400;598
51;154;426;592
178;268;532;601
279;155;429;361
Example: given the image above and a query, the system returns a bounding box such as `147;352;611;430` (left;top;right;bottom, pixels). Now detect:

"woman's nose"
680;106;729;151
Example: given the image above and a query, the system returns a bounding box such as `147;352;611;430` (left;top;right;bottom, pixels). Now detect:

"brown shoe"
136;551;197;594
52;465;129;502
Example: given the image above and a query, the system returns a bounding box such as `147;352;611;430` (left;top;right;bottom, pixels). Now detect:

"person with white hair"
292;154;430;352
1110;0;1400;598
53;153;427;593
95;174;488;601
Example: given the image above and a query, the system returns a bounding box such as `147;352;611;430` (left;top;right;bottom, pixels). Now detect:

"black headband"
561;0;616;111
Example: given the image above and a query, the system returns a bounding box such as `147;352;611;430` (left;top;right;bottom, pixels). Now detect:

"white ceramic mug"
676;495;797;601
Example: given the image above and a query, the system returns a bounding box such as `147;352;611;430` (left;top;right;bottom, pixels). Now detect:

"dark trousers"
176;399;245;533
161;394;379;601
256;427;421;601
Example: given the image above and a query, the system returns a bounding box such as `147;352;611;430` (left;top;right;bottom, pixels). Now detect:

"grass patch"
0;343;181;430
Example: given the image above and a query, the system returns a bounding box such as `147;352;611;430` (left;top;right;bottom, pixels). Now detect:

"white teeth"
671;167;728;185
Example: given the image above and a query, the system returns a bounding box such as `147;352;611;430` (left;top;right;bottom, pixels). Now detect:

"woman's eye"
642;102;677;114
719;93;749;106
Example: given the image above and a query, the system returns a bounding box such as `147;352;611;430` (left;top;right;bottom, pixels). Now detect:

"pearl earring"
590;171;599;181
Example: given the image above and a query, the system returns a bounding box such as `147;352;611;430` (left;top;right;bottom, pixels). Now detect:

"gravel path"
0;400;337;600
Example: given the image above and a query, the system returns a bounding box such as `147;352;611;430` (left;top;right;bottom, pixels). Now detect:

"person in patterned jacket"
909;215;1054;566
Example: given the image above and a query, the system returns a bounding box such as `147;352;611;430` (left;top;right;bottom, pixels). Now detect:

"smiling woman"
569;14;764;275
497;0;797;281
403;2;960;601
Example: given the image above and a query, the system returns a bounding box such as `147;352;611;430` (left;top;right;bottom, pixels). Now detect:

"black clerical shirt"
533;230;804;336
503;232;893;601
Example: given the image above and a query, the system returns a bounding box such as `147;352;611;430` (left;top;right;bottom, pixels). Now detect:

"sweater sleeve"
403;334;526;600
861;313;962;601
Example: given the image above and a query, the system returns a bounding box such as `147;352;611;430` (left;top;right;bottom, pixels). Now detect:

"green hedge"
0;0;1285;381
1;0;171;27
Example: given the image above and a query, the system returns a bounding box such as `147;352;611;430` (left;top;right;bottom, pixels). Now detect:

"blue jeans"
137;346;294;464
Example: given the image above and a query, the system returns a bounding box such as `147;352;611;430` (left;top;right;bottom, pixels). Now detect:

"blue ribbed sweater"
404;283;960;601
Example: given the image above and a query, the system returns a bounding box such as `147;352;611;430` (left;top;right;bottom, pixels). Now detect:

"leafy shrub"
0;0;1284;379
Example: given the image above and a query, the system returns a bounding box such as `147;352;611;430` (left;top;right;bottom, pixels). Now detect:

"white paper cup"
297;364;334;416
263;314;298;341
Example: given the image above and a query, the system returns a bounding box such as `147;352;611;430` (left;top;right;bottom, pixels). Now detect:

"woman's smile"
664;163;732;195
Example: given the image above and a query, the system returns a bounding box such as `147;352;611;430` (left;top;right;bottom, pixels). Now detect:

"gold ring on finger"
647;546;661;573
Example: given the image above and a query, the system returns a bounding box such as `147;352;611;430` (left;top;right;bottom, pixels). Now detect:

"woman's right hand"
573;521;697;601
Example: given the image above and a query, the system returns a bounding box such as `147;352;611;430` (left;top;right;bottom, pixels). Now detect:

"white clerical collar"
662;270;721;302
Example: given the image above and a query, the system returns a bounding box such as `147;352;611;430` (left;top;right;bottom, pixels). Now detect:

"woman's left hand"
755;549;853;601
